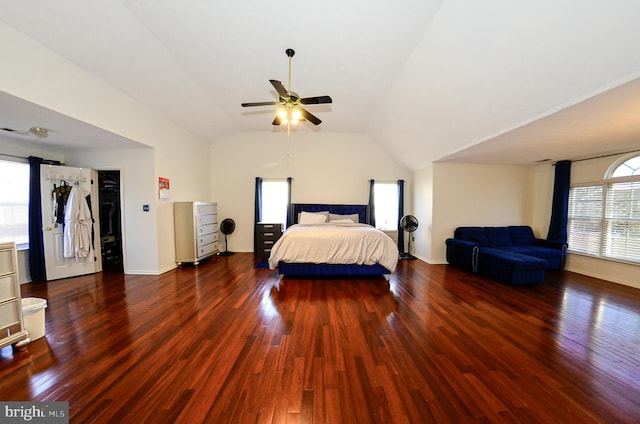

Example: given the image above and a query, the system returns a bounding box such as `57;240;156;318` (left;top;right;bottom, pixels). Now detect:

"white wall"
425;162;534;264
211;131;412;252
65;147;158;274
412;165;433;261
62;140;212;275
148;128;213;272
0;136;65;164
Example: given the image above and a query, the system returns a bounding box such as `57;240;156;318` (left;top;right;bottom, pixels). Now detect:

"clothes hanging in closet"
52;181;73;226
63;185;92;260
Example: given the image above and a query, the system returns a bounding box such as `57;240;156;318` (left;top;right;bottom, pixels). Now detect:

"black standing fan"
400;215;418;260
219;218;235;256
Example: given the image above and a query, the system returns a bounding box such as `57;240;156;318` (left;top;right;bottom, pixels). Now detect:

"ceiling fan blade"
272;115;282;126
241;101;277;107
300;108;322;125
269;80;288;97
300;95;332;105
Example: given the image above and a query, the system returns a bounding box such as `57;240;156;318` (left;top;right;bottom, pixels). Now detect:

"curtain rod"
1;153;64;165
0;153;29;161
568;148;640;164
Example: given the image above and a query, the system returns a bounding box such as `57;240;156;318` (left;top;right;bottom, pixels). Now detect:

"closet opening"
98;170;123;272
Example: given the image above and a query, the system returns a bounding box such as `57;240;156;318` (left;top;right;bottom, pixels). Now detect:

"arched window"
609;155;640;178
568;154;640;263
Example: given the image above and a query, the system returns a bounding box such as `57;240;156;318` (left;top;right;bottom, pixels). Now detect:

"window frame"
373;181;399;231
567;154;640;265
0;157;30;249
260;179;289;227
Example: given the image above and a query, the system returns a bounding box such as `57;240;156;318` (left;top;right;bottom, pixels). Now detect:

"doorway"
40;164;101;280
98;170;123;271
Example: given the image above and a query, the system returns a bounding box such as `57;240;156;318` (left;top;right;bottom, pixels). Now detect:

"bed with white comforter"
268;222;399;275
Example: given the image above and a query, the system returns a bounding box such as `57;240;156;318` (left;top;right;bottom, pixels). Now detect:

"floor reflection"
269;278;397;313
555;284;640;399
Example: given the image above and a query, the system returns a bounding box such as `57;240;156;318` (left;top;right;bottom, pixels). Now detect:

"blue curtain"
397;179;405;253
27;156;61;282
368;179;376;227
547;160;571;243
254;177;262;254
286;177;293;227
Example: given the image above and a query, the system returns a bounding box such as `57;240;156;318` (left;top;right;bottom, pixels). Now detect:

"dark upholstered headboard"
290;204;370;227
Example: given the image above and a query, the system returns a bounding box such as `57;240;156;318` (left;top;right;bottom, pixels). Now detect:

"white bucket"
21;297;47;341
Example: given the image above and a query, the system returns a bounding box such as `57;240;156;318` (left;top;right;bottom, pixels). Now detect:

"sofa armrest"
446;238;479;272
534;239;568;268
534;238;567;250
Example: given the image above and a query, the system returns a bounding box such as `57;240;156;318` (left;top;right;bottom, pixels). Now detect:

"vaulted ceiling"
1;1;640;169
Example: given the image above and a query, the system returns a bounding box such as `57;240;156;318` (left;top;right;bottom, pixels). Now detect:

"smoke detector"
28;127;49;138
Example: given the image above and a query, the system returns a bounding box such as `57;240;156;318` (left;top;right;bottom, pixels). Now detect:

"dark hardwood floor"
1;253;639;423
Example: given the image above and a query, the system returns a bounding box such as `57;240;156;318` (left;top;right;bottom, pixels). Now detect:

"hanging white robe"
63;185;92;260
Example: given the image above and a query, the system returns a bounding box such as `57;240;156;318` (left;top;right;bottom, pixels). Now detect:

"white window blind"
568;185;603;256
261;180;288;226
568;155;640;264
374;182;398;230
603;181;640;262
0;160;30;245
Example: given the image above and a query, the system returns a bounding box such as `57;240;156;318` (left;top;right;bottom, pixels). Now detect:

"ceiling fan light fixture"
276;106;303;126
277;108;289;125
241;49;332;127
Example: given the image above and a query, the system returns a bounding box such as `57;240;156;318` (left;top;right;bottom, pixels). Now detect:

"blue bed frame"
276;203;392;278
288;203;371;227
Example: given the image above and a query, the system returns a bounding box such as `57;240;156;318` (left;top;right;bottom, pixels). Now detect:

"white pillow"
329;213;359;223
297;211;329;222
299;211;328;224
330;218;354;223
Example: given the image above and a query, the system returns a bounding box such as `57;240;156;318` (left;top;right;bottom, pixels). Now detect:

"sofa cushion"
485;227;513;246
508;226;537;246
524;245;562;259
454;227;489;246
494;246;536;256
478;247;545;284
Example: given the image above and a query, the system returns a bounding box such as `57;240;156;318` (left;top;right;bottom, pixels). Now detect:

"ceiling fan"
241;49;332;126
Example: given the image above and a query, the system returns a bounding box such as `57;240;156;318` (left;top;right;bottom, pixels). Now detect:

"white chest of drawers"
0;242;29;350
174;202;219;265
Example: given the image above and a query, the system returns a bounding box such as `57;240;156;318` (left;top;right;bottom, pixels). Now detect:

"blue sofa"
446;226;567;284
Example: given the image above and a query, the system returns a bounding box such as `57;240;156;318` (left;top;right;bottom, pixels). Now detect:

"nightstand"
255;223;283;258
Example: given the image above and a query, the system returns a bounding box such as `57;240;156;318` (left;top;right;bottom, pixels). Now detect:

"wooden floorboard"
1;253;639;423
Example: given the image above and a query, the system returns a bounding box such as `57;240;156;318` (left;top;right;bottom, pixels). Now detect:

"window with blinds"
261;180;288;227
604;181;640;262
373;182;398;231
0;159;30;246
568;185;603;256
567;155;640;264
